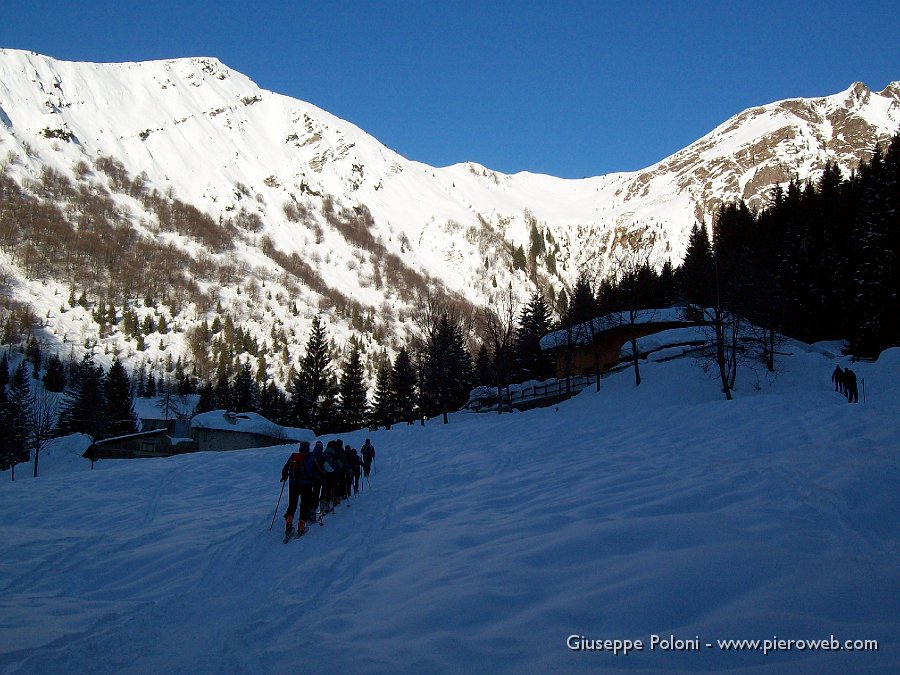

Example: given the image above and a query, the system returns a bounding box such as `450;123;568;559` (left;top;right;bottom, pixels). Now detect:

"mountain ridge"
0;48;897;385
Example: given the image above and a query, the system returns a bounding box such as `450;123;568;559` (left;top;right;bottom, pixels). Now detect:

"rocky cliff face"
618;81;900;228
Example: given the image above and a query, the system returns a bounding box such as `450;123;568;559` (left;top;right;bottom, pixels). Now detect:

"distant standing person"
844;367;859;403
832;364;845;395
361;438;375;477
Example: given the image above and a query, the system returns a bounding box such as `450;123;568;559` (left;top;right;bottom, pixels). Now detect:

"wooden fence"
467;374;597;413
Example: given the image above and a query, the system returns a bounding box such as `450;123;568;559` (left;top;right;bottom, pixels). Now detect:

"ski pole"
269;479;286;531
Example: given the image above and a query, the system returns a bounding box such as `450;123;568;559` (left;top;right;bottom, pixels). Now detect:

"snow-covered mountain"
0;48;897;381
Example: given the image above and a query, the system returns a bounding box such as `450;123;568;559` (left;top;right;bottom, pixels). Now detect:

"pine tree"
0;352;9;392
420;314;473;424
849;140;899;355
255;353;268;383
0;361;32;480
474;344;493;386
105;359;138;437
564;271;597;327
338;344;368;430
26;335;41;377
231;361;260;413
214;369;233;410
194;380;217;415
677;223;715;307
391;347;417;425
515;290;555;381
142;314;156;335
370;362;394;429
512;244;527;271
42;353;67;392
56;354;108;440
146;371;157;398
259;381;289;425
290;316;337;434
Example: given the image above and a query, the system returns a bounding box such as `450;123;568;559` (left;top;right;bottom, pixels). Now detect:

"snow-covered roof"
89;428;169;446
619;326;709;358
189;410;313;442
540;306;698;350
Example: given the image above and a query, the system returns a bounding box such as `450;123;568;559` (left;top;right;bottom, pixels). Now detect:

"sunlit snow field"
1;343;898;673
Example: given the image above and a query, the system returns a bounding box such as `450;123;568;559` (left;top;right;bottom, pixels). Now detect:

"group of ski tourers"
278;438;376;541
832;364;859;403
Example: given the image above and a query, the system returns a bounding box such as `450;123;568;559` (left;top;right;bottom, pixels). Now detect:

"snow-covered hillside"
1;345;897;673
0;49;897;388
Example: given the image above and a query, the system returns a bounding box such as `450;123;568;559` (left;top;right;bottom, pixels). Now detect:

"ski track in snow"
1;348;899;673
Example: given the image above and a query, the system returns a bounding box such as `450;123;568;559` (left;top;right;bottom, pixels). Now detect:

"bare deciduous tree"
30;389;59;478
476;286;519;413
605;230;659;387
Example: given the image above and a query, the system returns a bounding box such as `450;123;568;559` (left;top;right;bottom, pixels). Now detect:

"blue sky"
3;1;897;178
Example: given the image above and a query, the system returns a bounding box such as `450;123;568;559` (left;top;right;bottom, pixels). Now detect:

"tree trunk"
716;323;733;400
630;338;641;386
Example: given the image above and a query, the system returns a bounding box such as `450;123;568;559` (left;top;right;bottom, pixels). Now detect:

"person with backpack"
361;438;375;477
333;439;352;502
344;444;362;495
844;367;859;403
280;441;315;537
310;440;329;521
323;440;345;508
832;364;845;395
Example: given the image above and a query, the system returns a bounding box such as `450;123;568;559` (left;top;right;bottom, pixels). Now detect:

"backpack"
361;442;375;462
289;450;315;484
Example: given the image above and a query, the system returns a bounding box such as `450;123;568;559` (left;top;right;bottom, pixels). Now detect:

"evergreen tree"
26;335;42;377
194;380;217;415
849;140;899;355
145;371;157;398
515;290;555;381
370;362;394;429
105;359;138;437
528;217;545;266
231;361;260;413
563;271;597;327
0;361;32;480
677;223;715;306
0;352;9;392
56;354;108;440
338;344;368;430
474;343;493;386
420;314;473;424
214;369;233;411
42;353;67;392
255;353;268;383
142;314;156;335
391;347;417;425
259;381;289;425
290;316;337;434
512;244;527;271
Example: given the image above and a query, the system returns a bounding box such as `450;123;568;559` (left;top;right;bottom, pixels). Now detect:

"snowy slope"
1;346;897;673
1;49;897;294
